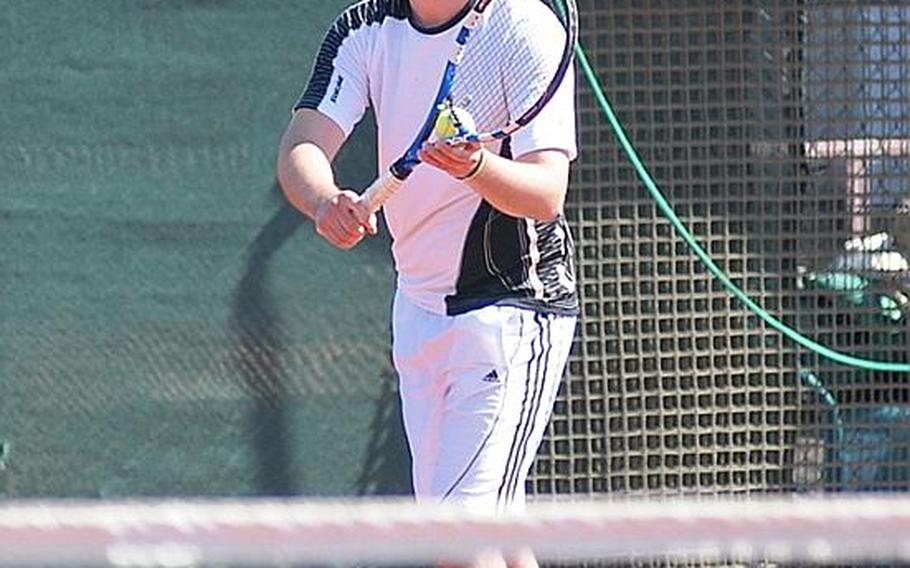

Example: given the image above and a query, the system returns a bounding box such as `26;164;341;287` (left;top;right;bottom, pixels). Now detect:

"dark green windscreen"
1;0;408;497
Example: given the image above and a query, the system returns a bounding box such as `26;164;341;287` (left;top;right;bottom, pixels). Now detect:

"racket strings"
453;0;571;138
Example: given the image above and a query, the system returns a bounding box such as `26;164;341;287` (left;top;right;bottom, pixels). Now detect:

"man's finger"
421;147;469;171
324;213;364;249
365;213;378;235
340;200;377;236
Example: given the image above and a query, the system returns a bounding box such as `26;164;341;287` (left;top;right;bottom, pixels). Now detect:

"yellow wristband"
456;150;486;182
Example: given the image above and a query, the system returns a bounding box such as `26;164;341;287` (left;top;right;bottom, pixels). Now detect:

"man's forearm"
464;150;570;221
276;109;375;250
277;141;340;221
418;141;570;221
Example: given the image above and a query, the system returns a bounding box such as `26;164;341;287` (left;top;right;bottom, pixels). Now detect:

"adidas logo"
482;369;500;383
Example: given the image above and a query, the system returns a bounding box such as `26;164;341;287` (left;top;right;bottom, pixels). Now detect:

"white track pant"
392;290;576;514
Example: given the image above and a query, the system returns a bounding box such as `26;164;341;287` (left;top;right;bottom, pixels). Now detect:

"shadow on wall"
356;366;413;496
229;189;411;497
230;197;303;496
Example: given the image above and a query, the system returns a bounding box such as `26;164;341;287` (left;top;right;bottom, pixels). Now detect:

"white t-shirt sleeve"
294;14;370;138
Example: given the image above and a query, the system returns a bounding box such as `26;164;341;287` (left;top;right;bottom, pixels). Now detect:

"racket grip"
357;173;404;218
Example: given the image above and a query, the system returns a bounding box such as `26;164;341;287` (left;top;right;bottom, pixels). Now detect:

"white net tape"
1;495;909;566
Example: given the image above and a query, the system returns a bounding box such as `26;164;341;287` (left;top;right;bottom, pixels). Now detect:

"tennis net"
2;494;908;566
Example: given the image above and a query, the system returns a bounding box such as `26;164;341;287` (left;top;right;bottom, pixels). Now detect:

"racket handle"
357;172;404;218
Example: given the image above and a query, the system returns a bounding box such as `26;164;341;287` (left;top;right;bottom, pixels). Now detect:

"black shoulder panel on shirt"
295;0;409;111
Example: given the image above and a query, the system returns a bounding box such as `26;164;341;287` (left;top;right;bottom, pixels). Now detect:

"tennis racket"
355;0;578;218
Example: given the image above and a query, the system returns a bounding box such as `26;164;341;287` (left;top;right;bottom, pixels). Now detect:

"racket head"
447;0;579;145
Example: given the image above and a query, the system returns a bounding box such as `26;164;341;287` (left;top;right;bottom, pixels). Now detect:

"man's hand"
418;140;484;180
314;190;378;250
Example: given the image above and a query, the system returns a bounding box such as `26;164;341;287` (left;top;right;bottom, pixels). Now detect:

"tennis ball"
433;106;476;140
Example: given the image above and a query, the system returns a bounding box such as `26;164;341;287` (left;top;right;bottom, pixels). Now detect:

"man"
277;0;577;564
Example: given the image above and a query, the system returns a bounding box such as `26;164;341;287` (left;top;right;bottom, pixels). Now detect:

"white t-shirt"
297;0;578;316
